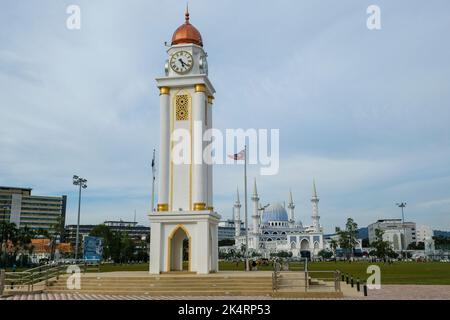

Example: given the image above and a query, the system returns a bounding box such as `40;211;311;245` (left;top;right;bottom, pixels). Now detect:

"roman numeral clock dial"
170;50;193;74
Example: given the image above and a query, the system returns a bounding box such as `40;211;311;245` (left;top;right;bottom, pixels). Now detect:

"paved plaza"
2;285;449;300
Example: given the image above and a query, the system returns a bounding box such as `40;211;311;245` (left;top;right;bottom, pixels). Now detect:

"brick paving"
2;285;449;300
364;285;450;300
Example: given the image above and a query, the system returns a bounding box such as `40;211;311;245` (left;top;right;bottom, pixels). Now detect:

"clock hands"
178;58;187;67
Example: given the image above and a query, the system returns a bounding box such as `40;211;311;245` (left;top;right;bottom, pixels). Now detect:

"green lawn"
307;261;450;285
94;261;450;285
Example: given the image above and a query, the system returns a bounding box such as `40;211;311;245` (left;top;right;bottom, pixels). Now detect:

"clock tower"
149;8;220;274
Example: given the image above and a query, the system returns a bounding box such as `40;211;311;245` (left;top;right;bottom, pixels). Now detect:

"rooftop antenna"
134;210;136;224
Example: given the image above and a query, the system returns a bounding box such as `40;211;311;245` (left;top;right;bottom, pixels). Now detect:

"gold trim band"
207;96;214;104
157;203;169;211
195;84;206;93
160;87;170;95
207;206;214;211
193;202;206;211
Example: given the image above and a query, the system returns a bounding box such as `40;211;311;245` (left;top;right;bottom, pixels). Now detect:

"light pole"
151;149;156;212
73;175;87;261
396;202;407;261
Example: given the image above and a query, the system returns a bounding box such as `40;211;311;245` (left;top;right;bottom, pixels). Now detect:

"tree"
371;228;395;259
89;225;137;263
336;218;359;260
407;242;424;250
318;250;333;259
90;224;114;260
432;236;450;250
362;238;370;248
329;238;338;261
120;233;135;263
12;226;34;267
0;221;18;267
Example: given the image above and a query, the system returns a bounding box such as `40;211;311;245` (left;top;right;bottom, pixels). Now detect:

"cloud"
1;0;450;232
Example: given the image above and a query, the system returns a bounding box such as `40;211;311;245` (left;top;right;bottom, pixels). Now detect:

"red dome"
171;9;203;47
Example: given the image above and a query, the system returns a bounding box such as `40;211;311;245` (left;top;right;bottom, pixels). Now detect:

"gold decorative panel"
176;94;189;121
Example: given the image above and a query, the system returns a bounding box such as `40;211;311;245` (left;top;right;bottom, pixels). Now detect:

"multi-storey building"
368;219;416;250
218;219;245;241
64;220;150;247
416;225;434;243
0;186;67;234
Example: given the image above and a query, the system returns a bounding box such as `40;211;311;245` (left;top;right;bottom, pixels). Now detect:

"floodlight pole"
73;175;87;261
397;202;407;260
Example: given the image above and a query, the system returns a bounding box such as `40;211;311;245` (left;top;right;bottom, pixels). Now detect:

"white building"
416;225;434;243
368;219;417;250
234;180;324;258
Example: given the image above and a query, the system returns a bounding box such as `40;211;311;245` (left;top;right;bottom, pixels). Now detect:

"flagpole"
244;144;249;271
151;149;156;213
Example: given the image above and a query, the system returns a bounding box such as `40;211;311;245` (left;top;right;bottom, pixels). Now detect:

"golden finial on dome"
185;3;190;23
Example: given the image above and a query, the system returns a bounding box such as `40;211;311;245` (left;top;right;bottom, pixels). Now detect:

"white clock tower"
149;8;220;274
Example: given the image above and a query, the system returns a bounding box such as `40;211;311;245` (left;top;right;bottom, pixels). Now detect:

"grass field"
93;261;450;284
5;261;450;284
219;260;450;284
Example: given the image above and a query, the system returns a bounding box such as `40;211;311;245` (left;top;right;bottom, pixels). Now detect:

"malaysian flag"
228;149;246;160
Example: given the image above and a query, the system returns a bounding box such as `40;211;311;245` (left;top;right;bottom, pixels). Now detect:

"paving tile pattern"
2;285;449;300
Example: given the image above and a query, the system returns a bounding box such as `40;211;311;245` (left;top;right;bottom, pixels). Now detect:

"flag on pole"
228;149;246;161
151;150;156;178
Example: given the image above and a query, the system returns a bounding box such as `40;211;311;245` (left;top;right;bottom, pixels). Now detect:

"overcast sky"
1;0;449;233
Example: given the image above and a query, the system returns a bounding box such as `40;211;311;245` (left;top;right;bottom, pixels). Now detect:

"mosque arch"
300;238;309;251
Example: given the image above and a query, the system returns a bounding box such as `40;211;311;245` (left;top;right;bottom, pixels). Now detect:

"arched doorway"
300;238;309;250
168;225;191;272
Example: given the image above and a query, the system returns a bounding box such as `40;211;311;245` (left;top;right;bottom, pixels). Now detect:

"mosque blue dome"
261;203;289;224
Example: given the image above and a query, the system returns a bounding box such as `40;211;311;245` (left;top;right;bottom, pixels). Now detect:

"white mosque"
233;180;324;258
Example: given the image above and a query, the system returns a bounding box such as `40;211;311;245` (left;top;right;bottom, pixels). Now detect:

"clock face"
200;56;208;75
170;51;193;74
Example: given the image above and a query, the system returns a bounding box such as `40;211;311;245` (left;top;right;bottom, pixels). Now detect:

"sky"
1;0;449;233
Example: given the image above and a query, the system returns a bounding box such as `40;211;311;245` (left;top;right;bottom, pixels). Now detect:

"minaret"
287;189;295;227
311;180;320;232
251;179;260;249
233;187;241;237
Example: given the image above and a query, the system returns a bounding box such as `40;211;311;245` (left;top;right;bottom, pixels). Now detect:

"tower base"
149;211;221;275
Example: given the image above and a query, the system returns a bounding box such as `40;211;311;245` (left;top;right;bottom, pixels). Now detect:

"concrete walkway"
364;285;450;300
2;285;450;300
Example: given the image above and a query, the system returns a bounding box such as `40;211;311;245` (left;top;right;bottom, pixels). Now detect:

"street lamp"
396;202;407;261
73;175;87;261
